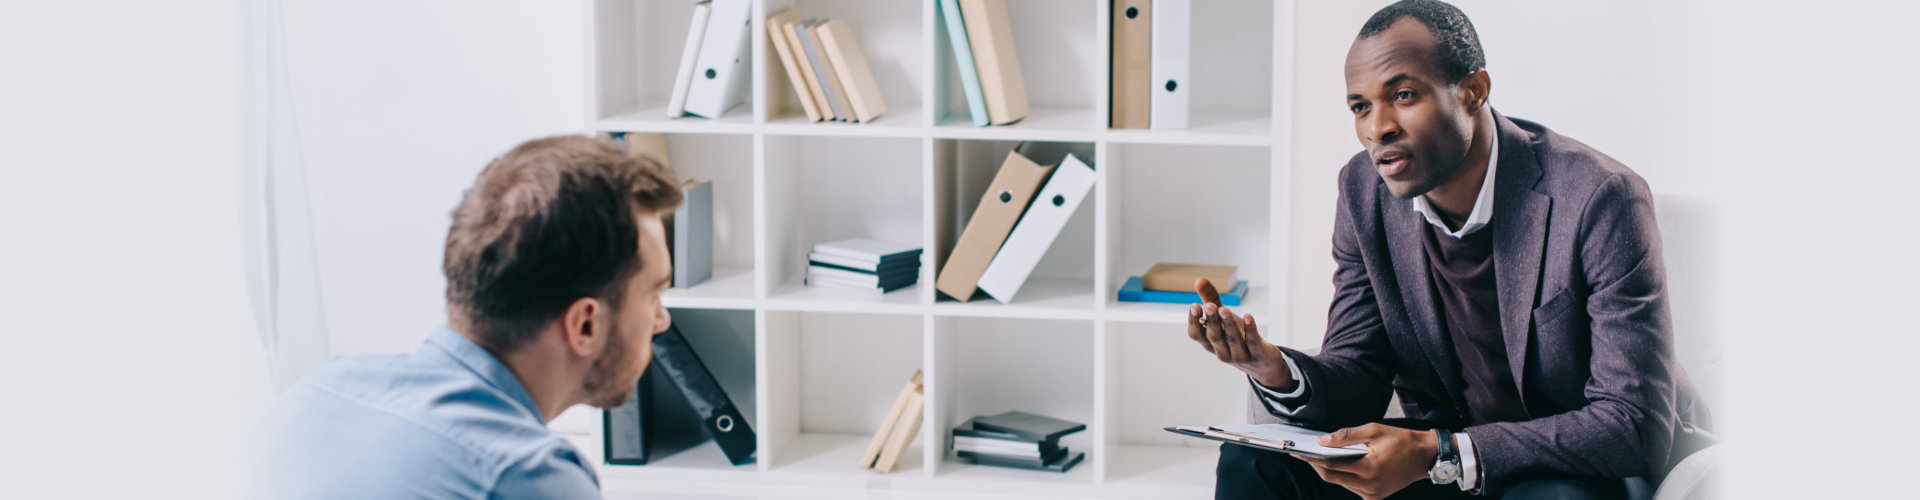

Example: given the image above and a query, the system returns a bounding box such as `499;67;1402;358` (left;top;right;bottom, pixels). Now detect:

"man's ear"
1459;69;1492;113
560;296;602;358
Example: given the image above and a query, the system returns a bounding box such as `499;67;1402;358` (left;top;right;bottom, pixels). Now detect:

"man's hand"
1186;277;1293;390
1295;423;1440;500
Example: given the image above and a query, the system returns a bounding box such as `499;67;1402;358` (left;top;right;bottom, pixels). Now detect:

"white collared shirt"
1251;137;1501;492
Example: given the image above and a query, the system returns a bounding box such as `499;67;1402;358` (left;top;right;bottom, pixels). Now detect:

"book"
938;0;989;127
666;1;712;118
958;0;1029;125
683;0;753;119
669;180;713;288
765;8;822;122
1142;263;1236;292
873;385;924;473
782;17;836;120
813;238;923;263
956;445;1070;468
805;265;916;288
976;151;1096;303
1110;0;1152;128
809;251;918;274
1149;0;1189;129
816;19;886;123
801;20;854;122
961;448;1083;473
860;370;924;469
1117;276;1247;306
651;323;756;465
969;411;1086;443
934;143;1059;302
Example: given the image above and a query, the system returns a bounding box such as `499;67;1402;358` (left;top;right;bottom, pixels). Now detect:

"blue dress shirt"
258;327;599;499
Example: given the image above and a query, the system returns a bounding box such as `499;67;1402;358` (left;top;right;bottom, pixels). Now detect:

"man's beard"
581;317;637;409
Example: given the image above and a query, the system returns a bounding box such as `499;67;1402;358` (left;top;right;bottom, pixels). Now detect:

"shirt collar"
1411;129;1500;239
425;326;544;421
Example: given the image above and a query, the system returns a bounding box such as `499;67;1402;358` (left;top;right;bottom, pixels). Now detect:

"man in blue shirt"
257;135;685;498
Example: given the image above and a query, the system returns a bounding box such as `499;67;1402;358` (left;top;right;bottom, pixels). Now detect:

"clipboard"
1165;424;1368;460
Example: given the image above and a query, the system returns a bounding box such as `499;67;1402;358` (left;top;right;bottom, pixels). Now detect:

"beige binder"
958;0;1030;125
935;145;1058;302
783;20;835;120
816;19;887;123
1110;0;1151;128
766;9;821;122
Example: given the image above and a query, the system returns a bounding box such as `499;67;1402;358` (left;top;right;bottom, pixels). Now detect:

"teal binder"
939;0;989;127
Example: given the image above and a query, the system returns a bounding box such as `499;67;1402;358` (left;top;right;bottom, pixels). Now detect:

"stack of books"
950;411;1085;473
766;7;887;123
1117;262;1249;306
806;238;923;294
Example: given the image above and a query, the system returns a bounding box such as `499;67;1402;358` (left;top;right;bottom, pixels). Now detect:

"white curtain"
245;0;330;392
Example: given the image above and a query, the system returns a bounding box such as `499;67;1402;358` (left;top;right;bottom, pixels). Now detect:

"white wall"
279;0;587;356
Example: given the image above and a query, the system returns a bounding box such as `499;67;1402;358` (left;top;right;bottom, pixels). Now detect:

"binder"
798;20;853;122
938;0;989;127
651;324;757;465
1110;0;1152;129
976;151;1096;303
670;180;713;288
666;1;712;118
782;18;836;120
602;365;657;465
859;370;924;468
683;0;752;119
873;386;924;473
958;0;1030;125
765;8;822;122
934;144;1059;302
817;19;887;123
1149;0;1189;129
1118;276;1246;306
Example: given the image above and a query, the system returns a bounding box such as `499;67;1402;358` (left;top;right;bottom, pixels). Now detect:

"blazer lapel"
1381;183;1467;407
1489;113;1551;407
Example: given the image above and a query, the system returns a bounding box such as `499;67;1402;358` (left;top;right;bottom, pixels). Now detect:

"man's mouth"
1376;151;1410;177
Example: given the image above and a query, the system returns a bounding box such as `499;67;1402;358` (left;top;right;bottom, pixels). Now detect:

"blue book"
939;0;989;127
1117;276;1246;306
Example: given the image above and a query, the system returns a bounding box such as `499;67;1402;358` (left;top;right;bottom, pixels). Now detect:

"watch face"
1430;462;1461;484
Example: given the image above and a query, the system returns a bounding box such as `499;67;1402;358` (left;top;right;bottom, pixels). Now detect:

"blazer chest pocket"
1531;289;1579;329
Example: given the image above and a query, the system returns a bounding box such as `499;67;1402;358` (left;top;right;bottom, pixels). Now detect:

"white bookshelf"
579;0;1295;497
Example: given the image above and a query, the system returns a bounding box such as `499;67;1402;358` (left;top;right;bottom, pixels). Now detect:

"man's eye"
1395;90;1415;101
1350;103;1368;114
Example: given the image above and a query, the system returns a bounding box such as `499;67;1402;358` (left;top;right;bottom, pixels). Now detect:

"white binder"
683;0;751;119
976;152;1095;303
666;1;712;118
1149;0;1189;130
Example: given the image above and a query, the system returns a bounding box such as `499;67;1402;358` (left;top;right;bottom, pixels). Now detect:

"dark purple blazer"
1263;112;1710;490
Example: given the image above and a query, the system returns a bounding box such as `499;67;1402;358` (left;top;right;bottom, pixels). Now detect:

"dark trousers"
1215;442;1630;500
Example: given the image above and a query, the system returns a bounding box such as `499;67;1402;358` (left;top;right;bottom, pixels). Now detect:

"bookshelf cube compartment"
590;0;757;131
929;316;1095;484
623;133;759;309
1097;320;1248;492
1101;143;1271;324
930;139;1097;314
590;307;759;479
761;311;928;480
933;0;1100;136
762;134;926;309
762;0;927;129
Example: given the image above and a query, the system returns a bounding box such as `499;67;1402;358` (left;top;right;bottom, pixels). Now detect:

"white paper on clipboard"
1174;423;1369;459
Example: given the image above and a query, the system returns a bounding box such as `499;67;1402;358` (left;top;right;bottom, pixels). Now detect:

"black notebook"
652;324;757;465
971;411;1086;443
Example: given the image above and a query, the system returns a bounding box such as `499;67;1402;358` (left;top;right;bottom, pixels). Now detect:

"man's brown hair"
443;135;682;351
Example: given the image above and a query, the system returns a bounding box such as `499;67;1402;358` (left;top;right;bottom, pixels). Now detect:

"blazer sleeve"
1465;172;1680;490
1261;163;1398;429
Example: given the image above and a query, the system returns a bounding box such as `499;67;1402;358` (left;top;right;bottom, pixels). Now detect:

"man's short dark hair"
1359;0;1486;84
443;135;683;352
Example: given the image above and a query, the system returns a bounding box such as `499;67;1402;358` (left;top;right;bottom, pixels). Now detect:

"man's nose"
1368;108;1402;145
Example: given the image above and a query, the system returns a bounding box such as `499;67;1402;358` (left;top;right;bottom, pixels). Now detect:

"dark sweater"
1421;223;1528;426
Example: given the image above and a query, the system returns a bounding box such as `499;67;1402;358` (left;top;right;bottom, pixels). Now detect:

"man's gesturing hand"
1186;277;1294;391
1295;424;1441;500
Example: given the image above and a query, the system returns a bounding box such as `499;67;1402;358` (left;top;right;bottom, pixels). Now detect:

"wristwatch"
1429;428;1462;485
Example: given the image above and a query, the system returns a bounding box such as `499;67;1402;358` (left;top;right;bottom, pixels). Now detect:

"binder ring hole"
1165;80;1178;92
1052;194;1066;207
1126;7;1138;18
998;191;1012;203
716;415;734;432
705;68;717;79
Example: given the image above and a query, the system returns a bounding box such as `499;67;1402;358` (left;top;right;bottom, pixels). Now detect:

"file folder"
1149;0;1189;129
651;324;757;465
765;8;822;122
939;0;989;127
976;151;1095;303
1110;0;1151;128
935;144;1059;302
666;1;712;118
683;0;751;119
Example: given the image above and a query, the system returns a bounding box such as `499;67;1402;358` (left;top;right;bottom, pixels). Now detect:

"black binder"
602;365;656;465
651;324;757;465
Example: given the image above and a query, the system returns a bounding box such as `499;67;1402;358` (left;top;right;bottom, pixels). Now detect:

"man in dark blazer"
1187;2;1710;499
